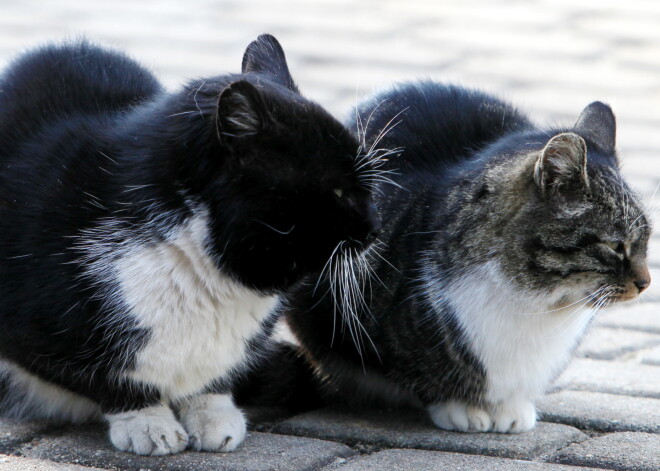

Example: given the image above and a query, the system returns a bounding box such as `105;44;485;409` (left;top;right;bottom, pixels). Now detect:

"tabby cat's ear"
241;34;299;93
574;101;616;154
534;132;588;195
217;80;270;139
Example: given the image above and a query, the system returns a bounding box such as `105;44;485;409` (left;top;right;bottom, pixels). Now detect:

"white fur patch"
114;212;279;401
178;393;246;452
424;261;594;431
0;360;102;423
106;405;188;455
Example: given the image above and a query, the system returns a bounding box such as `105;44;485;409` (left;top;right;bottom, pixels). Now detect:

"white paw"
178;394;247;452
105;405;188;455
490;399;537;433
427;401;493;432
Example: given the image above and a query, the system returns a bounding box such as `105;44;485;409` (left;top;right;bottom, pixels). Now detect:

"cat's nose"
369;218;382;238
634;277;650;293
632;263;651;293
363;203;381;242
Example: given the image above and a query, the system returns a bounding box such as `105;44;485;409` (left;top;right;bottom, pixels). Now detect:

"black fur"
0;36;379;419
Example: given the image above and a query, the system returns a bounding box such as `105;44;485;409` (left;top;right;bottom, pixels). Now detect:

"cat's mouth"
589;280;650;305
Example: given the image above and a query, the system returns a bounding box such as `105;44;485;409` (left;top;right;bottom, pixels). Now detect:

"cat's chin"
606;294;639;303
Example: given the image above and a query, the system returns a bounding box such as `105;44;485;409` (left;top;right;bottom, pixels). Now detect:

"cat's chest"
112;215;278;400
438;262;593;402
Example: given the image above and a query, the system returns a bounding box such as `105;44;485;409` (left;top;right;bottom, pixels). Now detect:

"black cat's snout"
365;202;381;234
365;229;379;244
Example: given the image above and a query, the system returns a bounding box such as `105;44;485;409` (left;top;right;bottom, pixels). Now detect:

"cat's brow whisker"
192;80;207;118
362;98;388;140
165;110;198;118
367;107;409;156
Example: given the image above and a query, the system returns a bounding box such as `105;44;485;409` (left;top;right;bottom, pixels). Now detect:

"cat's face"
498;103;651;308
186;35;380;291
212;82;379;290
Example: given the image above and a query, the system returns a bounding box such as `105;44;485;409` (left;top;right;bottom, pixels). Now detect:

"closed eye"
600;240;624;255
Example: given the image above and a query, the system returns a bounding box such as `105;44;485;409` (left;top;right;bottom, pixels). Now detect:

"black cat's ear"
574;101;616;154
217;80;270;139
534;132;589;195
241;34;299;93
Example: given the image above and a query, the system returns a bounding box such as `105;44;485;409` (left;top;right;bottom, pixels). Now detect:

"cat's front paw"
178;393;246;452
106;405;188;455
490;399;537;433
427;401;492;432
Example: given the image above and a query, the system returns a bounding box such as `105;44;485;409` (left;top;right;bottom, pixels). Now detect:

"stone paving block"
576;326;660;360
597;303;660;334
0;419;60;453
273;408;587;460
244;406;295;433
537;390;660;433
0;454;107;471
550;432;660;471
21;425;354;471
552;358;660;398
641;344;660;365
325;449;607;471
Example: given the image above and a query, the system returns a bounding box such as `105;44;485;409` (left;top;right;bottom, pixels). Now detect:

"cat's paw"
178;393;246;452
490;399;537;433
427;401;492;432
106;405;188;455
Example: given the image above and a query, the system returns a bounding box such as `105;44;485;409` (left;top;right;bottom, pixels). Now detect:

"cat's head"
176;35;380;292
486;103;650;308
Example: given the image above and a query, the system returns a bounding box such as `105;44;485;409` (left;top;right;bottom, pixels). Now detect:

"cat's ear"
574;101;616;154
534;132;588;195
217;80;271;139
241;34;299;93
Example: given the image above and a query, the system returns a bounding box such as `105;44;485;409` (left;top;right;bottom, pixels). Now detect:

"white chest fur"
113;214;278;401
428;261;594;405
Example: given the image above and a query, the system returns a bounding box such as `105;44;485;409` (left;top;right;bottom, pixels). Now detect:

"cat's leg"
176;393;247;452
489;398;537;433
427;400;493;432
105;404;189;456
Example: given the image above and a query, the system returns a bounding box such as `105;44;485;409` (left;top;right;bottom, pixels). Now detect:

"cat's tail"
234;342;327;412
0;361;102;424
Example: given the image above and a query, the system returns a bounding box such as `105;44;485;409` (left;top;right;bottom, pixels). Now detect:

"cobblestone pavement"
0;0;659;470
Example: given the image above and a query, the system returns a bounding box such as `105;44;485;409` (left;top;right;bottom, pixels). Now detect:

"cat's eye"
602;241;624;254
334;188;343;198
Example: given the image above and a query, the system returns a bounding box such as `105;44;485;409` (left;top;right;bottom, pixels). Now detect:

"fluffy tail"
0;362;102;424
234;343;326;412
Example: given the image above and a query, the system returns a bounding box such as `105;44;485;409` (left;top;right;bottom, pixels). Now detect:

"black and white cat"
0;35;379;455
250;81;651;433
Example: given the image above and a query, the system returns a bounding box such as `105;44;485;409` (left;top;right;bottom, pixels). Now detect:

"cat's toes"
179;394;247;452
106;405;188;455
490;400;537;433
427;401;492;432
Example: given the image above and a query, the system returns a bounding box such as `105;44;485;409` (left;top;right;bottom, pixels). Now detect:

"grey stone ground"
0;0;659;470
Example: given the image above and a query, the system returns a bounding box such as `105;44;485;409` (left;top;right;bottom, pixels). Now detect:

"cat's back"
352;81;532;175
0;40;162;158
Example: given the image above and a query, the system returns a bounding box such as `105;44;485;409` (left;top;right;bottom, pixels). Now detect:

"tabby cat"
260;81;651;433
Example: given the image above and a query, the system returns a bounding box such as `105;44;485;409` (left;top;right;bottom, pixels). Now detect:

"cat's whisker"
165;110;198;118
521;284;610;316
544;290;605;337
322;241;381;366
367;107;409;156
192;80;207;118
